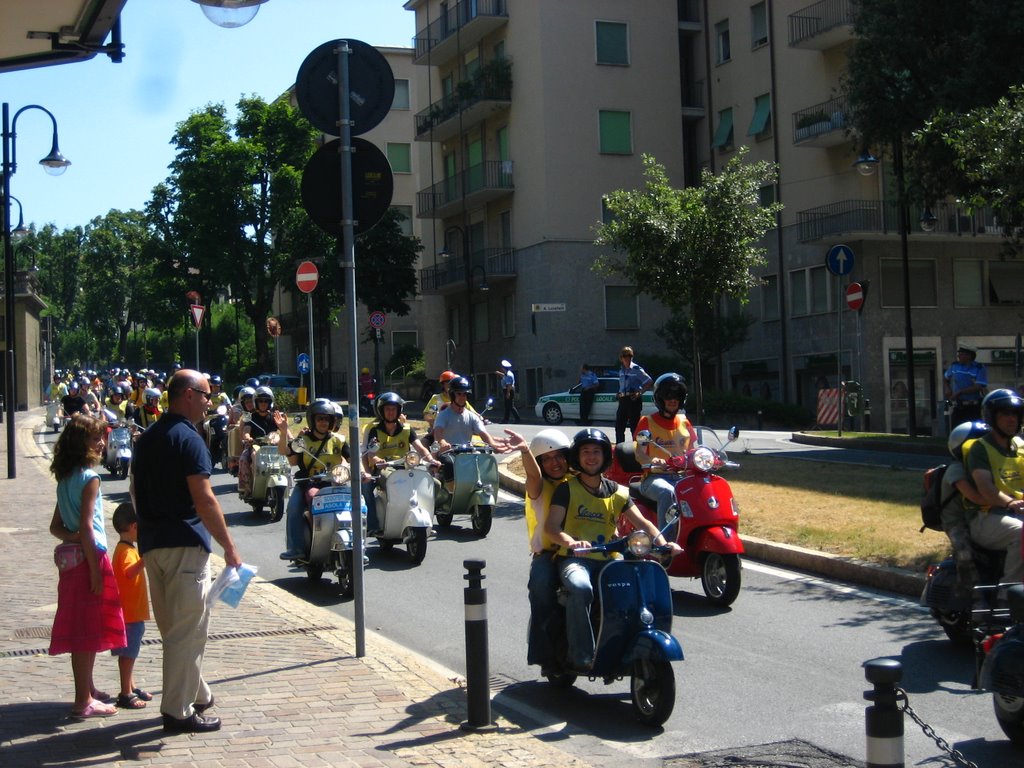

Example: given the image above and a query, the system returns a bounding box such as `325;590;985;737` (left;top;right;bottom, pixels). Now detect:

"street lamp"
192;0;269;28
3;102;70;479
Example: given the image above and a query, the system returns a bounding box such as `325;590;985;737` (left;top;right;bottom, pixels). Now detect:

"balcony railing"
792;95;848;146
416;160;514;218
412;0;509;65
419;247;517;293
797;199;1001;242
414;63;512;141
789;0;856;49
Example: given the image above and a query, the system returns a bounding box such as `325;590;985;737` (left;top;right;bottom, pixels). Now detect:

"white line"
744;560;927;612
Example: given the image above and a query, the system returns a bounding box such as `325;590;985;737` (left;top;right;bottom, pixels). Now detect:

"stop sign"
296;261;319;294
846;281;865;311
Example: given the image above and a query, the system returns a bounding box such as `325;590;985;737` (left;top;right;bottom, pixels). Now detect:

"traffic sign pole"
308;295;316;401
837;275;843;437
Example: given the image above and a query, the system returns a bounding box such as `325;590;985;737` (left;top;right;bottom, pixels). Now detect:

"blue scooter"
539;530;684;727
979;583;1024;745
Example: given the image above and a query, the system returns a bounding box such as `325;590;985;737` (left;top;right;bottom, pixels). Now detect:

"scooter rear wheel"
630;658;675;727
407;527;427;565
994;692;1024;745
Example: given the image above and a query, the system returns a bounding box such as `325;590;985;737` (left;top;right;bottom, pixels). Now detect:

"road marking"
744;560;927;612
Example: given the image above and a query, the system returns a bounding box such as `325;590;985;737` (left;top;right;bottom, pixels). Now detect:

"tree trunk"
691;312;704;423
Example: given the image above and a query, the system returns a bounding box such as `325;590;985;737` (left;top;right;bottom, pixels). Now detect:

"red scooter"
608;426;743;606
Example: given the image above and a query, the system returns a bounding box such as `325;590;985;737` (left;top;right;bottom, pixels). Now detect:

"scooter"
45;400;62;433
286;439;366;598
101;409;135;480
608;426;744;606
238;416;290;521
202;405;229;471
978;583;1024;745
366;441;435;565
537;529;684;727
920;544;1010;646
433;443;499;536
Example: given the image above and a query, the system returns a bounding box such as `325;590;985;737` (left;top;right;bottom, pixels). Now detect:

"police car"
534;377;656;425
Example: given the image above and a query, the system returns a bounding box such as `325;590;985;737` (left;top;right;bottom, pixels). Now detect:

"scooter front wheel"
471;505;493;536
435;512;454;529
407;527;427;565
269;487;285;523
544;671;577;688
630;658;675;727
306;563;324;583
701;552;741;607
117;458;130;480
338;551;355;599
994;692;1024;745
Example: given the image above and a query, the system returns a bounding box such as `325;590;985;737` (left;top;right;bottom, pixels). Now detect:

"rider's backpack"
920;464;954;533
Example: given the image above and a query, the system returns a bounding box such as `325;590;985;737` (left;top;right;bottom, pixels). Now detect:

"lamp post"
3;102;70;479
440;226;488;380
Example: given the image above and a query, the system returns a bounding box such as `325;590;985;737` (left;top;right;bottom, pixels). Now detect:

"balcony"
416;160;514;219
681;79;705;121
414;58;512;142
789;0;856;50
412;0;509;66
793;95;849;147
797;199;1001;242
677;0;701;33
420;247;517;294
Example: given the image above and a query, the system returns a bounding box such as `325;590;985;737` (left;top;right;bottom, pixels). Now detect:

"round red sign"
296;261;319;294
846;282;864;311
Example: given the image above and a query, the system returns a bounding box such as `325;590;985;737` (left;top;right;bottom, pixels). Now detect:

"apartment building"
404;0;686;403
699;0;1017;434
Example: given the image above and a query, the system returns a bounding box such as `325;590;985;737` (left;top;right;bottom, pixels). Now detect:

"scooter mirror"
102;408;119;424
727;426;740;441
430;442;440;454
485;397;494;409
636;430;652;446
215;404;228;416
290;437;308;454
365;438;380;455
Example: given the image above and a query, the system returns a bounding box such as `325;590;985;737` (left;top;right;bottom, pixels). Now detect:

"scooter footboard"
691;525;744;555
625;630;684;664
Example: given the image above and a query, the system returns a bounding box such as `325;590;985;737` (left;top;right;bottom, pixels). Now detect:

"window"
499;210;512;248
789;266;831;316
502;294;516;337
464;48;480;78
391;205;413;236
387;143;411;173
759;183;777;208
391;330;418;352
748;93;772;139
954;259;1024;306
595;21;629;65
750;2;768;47
761;274;779;320
880;259;937;307
605;285;639;329
392;79;410;110
715;19;731;63
712;107;733;150
601;196;616;224
599;110;632;154
472;300;489;342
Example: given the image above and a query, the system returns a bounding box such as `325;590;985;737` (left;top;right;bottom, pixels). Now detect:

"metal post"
195;325;200;370
461;559;496;732
307;293;316;401
837;272;843;437
864;657;904;768
337;40;366;658
3;103;16;478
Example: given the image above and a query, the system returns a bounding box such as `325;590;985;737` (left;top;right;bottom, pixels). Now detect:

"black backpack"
920;464;956;532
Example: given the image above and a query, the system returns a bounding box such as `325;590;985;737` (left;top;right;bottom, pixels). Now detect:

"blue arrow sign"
826;244;855;276
296;353;311;374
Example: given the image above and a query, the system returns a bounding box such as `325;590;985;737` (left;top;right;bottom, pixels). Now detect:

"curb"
495;465;926;598
790;432;948;458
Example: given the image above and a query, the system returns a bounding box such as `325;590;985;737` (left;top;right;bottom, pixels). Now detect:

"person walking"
577;364;599;426
131;369;242;734
498;360;521;424
614;347;653;444
48;413;126;719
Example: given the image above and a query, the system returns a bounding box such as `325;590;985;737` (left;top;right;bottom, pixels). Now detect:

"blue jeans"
285;486;307;555
362;480;380;532
557;556;606;669
640;472;683;531
527;552;559;667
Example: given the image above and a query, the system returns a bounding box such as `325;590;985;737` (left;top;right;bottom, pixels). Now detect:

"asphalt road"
34;423;1012;765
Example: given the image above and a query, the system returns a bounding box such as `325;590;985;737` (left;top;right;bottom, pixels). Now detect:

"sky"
1;0;414;232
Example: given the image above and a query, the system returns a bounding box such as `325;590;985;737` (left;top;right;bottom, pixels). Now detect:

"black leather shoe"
162;712;221;733
193;695;215;714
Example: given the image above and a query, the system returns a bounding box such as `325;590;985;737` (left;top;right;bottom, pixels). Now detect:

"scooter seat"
615;441;643;473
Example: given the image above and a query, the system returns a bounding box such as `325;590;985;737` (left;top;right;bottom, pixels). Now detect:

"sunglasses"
190;387;212;402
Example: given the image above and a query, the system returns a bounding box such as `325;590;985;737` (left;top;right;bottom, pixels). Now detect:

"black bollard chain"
896;688;979;768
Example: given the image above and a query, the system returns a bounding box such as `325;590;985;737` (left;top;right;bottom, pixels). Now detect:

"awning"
712;109;733;148
747;95;771;136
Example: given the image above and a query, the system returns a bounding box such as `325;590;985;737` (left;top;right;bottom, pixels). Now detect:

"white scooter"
45;400;62;433
366;440;435;565
101;409;135;480
287;439;366;598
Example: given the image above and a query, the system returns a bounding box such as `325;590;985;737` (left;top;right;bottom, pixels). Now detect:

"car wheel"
542;402;563;425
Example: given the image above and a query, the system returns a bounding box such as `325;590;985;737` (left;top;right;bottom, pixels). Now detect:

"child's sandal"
116;693;147;709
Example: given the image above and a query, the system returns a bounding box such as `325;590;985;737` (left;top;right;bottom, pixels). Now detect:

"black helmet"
982;388;1024;434
307;398;339;432
653;372;688;414
245;377;260;388
375;391;404;421
210;375;223;386
449;376;472;395
569;428;613;475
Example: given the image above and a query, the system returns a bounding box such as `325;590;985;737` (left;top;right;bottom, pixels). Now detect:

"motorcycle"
100;409;135;480
537;529;684;727
45;400;62;433
608;426;744;606
920;544;1010;646
365;441;435;565
359;390;376;417
202;405;229;471
285;439;366;598
978;583;1024;745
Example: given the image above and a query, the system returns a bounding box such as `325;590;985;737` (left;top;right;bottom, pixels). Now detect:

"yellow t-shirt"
526;477;567;553
551;476;630;559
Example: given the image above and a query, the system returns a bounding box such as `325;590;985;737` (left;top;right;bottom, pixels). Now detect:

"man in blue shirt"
615;346;653;443
944;344;988;426
578;364;599;426
497;360;521;424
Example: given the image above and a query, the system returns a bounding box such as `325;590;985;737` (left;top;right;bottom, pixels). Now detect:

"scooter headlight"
330;463;351;485
404;451;422;468
627;530;653;557
691;446;715;472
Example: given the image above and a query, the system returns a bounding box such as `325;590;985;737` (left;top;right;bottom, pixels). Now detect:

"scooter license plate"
312;492;352;515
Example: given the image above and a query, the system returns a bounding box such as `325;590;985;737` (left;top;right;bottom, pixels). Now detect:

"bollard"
864;657;904;768
461;559;497;732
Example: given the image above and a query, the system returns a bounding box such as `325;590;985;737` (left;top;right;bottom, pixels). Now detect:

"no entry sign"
296;261;319;294
846;282;865;312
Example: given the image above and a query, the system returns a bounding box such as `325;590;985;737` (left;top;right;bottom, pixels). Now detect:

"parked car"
257;374;301;396
534;377;656;425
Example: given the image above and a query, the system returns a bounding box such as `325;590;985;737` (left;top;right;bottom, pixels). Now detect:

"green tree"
594;150;781;418
147;96;327;371
657;306;755;384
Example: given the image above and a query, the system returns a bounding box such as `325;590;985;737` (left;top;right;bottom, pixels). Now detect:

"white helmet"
144;387;160;401
529;429;571;459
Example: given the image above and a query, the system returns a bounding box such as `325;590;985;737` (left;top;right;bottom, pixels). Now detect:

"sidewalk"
0;409;591;768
